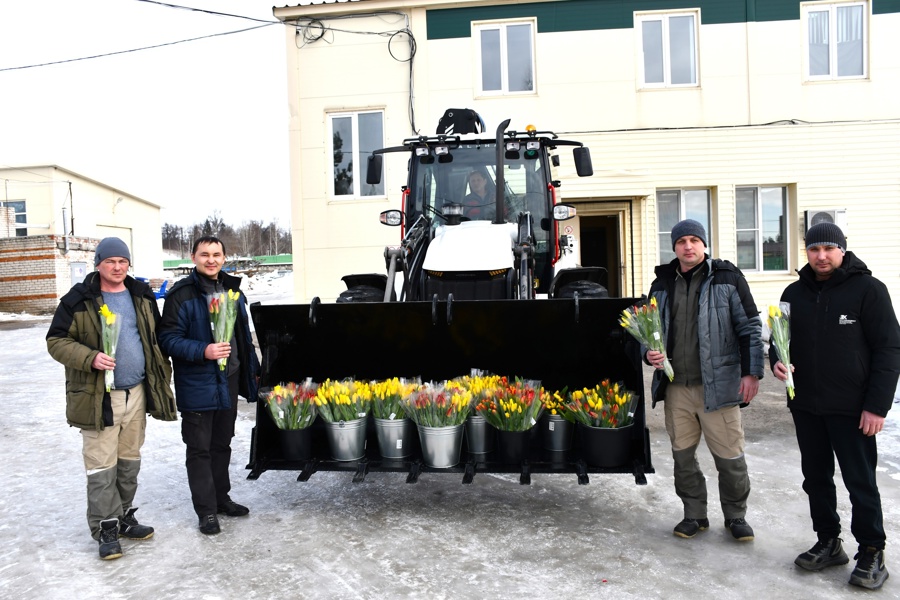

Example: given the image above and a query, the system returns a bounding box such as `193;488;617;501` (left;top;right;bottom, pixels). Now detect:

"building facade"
273;0;900;307
0;165;165;313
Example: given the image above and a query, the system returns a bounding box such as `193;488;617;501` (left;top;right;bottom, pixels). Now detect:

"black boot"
199;514;221;535
850;546;889;590
119;507;154;540
98;518;123;560
794;538;849;571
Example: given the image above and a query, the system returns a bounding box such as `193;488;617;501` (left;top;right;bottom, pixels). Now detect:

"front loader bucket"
249;297;653;483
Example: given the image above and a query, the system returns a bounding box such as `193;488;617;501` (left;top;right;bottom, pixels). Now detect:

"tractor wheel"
336;285;385;303
556;280;608;299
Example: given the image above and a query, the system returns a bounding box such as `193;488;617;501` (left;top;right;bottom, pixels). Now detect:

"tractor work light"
415;147;429;157
526;140;540;150
434;145;450;156
505;141;520;152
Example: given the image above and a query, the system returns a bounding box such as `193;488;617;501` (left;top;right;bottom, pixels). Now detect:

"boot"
119;507;154;540
98;518;123;560
849;546;889;590
794;538;849;571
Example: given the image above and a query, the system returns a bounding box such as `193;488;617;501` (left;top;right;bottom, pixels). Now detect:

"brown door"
578;214;620;298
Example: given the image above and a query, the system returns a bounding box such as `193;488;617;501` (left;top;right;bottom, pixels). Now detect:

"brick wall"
0;235;98;314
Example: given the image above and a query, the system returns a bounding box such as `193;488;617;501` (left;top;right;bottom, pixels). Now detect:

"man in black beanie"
773;222;900;590
644;219;764;543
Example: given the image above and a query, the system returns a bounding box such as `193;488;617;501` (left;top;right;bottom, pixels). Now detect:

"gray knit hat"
670;219;707;250
94;237;131;266
805;222;846;253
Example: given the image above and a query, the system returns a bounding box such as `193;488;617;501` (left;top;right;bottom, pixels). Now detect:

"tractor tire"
556;280;608;299
336;285;385;303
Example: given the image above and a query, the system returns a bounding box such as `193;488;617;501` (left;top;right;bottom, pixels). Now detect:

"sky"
0;0;292;229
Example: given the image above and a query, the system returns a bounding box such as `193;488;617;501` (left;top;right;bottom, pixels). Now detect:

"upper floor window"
735;186;788;272
636;11;699;88
803;1;867;80
0;200;26;237
328;110;384;199
657;189;711;264
474;20;535;96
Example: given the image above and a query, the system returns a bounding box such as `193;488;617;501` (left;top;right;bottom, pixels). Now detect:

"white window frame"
473;19;537;97
327;110;385;200
735;186;790;273
802;1;868;81
657;188;712;264
0;200;27;236
635;10;700;89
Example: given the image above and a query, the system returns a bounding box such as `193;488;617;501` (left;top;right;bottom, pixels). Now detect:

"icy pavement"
1;305;899;599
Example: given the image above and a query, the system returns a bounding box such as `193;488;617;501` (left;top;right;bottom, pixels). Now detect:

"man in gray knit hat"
773;222;900;590
47;237;177;560
644;219;764;543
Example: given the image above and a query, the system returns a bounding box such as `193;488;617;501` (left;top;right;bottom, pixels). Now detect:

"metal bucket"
374;417;416;459
464;414;496;455
417;424;464;468
324;417;368;461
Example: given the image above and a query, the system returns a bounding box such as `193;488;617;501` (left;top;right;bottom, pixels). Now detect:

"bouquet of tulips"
474;377;544;432
98;304;121;392
314;378;371;423
541;386;570;419
208;289;240;371
620;297;674;382
370;377;420;420
564;379;637;429
768;302;795;400
403;381;471;427
261;379;317;430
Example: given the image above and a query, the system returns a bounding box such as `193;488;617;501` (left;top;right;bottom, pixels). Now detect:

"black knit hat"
670;219;707;250
805;222;846;253
94;237;131;266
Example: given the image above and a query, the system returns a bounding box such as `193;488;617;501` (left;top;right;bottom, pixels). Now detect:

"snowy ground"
2;271;900;599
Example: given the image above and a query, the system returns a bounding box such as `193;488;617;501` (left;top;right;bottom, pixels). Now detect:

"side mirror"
366;155;384;185
573;147;593;177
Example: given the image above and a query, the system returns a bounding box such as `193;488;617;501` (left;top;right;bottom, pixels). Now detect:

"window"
657;189;710;264
735;186;788;272
636;11;698;88
803;1;867;80
474;21;535;96
0;200;26;237
328;111;384;198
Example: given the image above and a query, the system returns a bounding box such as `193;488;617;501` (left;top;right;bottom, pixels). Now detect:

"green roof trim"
427;0;899;40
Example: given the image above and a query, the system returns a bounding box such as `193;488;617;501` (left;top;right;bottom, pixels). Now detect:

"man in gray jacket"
645;219;764;542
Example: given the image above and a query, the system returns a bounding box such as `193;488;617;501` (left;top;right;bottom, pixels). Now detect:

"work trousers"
81;385;146;540
663;383;750;520
181;372;239;517
791;409;885;550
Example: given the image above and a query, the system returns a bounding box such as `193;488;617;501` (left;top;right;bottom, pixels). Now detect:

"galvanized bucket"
324;417;368;461
417;424;464;468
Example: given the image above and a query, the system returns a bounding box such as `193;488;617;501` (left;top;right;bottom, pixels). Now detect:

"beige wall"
0;166;165;278
277;4;900;306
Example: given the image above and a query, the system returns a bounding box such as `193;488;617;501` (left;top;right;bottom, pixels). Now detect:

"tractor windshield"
407;142;551;232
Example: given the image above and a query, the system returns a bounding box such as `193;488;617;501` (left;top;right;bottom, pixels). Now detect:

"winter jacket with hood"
158;269;260;412
771;251;900;418
46;273;177;430
646;256;765;412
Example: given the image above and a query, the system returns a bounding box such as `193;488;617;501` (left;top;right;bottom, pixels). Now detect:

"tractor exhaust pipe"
493;119;511;225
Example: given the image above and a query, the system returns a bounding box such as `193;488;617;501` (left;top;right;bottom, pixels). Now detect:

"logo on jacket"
839;314;856;325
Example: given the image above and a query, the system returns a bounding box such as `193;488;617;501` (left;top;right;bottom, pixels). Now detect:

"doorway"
578;214;621;298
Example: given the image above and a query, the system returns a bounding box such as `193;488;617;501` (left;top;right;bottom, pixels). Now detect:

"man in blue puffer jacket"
159;236;260;535
644;219;764;543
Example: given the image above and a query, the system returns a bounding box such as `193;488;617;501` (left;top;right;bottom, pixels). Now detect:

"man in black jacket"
772;222;900;590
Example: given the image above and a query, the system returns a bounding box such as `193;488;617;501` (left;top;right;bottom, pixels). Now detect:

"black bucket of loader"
248;297;654;484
